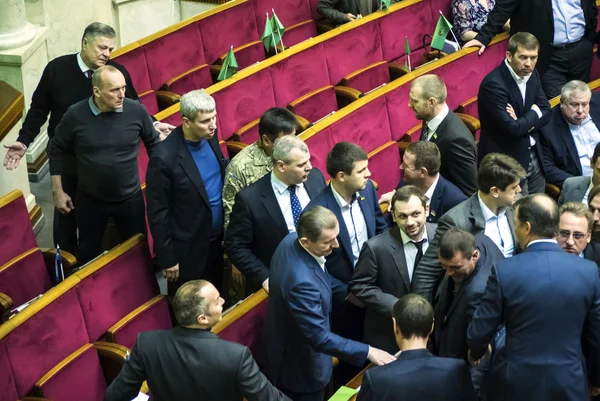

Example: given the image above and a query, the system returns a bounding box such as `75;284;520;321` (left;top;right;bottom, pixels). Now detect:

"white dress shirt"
551;0;586;45
77;53;92;76
527;239;558;247
504;59;542;146
582;178;594;204
331;183;368;265
424;104;449;141
423;174;440;204
569;115;600;177
271;172;311;233
478;193;514;258
301;242;326;272
399;228;429;282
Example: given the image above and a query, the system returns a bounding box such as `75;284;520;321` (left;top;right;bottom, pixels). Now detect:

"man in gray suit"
349;185;436;354
412;153;526;303
105;280;289;401
558;142;600;205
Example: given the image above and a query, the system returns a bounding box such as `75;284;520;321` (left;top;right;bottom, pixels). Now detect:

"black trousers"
53;174;78;254
520;148;545;196
541;37;594;99
76;189;147;265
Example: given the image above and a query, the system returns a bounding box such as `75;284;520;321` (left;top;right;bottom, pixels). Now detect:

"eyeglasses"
558;230;587;240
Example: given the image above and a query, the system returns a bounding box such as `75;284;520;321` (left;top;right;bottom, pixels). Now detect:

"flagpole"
267;12;278;55
272;9;284;49
439;10;461;50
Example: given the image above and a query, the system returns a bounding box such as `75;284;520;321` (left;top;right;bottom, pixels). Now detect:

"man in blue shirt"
146;90;228;295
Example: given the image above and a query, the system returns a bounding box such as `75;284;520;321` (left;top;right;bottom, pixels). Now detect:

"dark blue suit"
264;233;369;397
541;92;600;187
356;349;477;401
468;242;600;401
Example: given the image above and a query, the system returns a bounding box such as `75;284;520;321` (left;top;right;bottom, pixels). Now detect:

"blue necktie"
288;185;302;228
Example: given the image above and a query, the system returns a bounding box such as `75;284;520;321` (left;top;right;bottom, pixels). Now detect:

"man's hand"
262;278;269;293
506;104;517;120
344;13;357;22
3;142;27;170
53;190;74;215
463;39;486;55
378;190;394;205
367;346;396;366
591;386;600;397
154;122;175;140
231;264;245;287
468;344;492;366
163;264;179;282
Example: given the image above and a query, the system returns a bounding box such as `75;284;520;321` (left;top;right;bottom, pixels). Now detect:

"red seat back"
282;20;317;47
138;90;159;116
233;119;261;144
591;48;600;81
0;249;52;308
166;64;213;95
0;343;19;401
0;190;38;267
253;0;312;31
112;46;152;96
288;85;338;123
342;61;390;93
368;141;402;194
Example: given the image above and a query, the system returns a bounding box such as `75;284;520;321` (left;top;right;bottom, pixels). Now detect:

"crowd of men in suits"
5;18;600;401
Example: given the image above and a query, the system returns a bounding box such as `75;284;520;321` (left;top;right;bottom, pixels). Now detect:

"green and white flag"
261;12;274;51
431;12;453;50
217;46;238;81
404;37;411;72
381;0;392;9
271;9;285;48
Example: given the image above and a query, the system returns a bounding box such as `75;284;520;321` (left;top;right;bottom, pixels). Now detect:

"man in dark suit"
317;0;382;25
468;194;600;401
356;294;477;401
380;141;467;223
464;0;598;98
558;202;600;268
350;186;437;353
225;135;326;295
541;81;600;187
408;74;478;196
477;32;552;195
412;153;526;302
105;280;289;401
558;142;600;205
146;90;227;295
264;206;395;401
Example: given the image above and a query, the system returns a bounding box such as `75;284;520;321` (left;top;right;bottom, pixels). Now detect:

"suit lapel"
523;73;538;110
390;227;411;292
445;270;475;320
428;177;444;222
357;187;376;237
178;135;210;208
304;170;322;198
556;112;582;174
295;240;331;297
500;62;525;112
468;194;486;233
260;177;289;237
206;133;227;174
506;208;517;245
324;186;354;265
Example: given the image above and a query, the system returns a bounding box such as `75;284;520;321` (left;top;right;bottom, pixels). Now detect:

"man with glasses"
558;202;600;268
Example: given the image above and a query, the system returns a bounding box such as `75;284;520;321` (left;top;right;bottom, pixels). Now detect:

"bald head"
92;65;126;111
411;75;447;104
514;194;559;243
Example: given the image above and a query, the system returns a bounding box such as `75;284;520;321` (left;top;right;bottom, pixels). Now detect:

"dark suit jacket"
317;0;381;25
305;180;387;303
397;175;467;223
146;126;226;279
541;92;600;186
429;110;478;196
467;242;600;401
585;241;600;270
356;349;477;401
434;234;504;359
104;326;288;401
478;61;552;171
558;175;591;205
264;233;369;393
225;169;326;294
474;0;598;74
349;223;437;354
412;193;517;303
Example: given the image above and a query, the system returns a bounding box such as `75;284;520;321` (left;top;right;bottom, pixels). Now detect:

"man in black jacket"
558;202;600;268
146;90;227;295
317;0;384;25
104;280;289;401
464;0;598;98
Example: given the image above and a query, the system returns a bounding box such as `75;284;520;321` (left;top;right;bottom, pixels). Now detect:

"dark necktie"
288;185;302;228
411;239;426;269
420;123;430;141
86;70;93;79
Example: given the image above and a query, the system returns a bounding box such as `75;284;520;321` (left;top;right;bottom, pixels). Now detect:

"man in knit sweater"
3;22;173;254
49;65;160;265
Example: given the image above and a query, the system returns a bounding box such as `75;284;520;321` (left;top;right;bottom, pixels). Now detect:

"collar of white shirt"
330;182;359;209
477;192;507;221
424;174;440;202
504;59;531;86
271;172;303;195
567;114;592;129
399;226;428;247
527;239;558;248
77;53;92;76
300;241;326;271
426;104;450;137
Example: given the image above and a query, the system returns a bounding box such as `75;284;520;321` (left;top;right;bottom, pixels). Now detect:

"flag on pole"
381;0;391;9
431;12;453;50
217;46;238;81
271;9;285;49
54;245;65;283
260;12;274;51
404;37;411;72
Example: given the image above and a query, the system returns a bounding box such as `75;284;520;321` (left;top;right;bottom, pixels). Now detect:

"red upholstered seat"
341;61;391;94
0;190;38;267
216;41;266;70
162;64;212;95
591;48;600;81
33;343;107;401
112;46;152;97
0;249;52;309
288;85;339;123
106;295;172;350
253;0;313;33
368;141;402;195
232;118;261;144
138;90;159;116
0;343;19;401
281;20;318;47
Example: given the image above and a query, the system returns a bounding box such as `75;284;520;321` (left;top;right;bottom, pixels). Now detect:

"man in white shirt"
477;32;552;196
350;185;437;353
542;81;600;187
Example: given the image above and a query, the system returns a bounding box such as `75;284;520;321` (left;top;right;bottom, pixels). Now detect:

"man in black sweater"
49;65;160;264
3;22;173;254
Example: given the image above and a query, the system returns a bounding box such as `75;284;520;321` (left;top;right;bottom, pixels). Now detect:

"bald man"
49;65;160;264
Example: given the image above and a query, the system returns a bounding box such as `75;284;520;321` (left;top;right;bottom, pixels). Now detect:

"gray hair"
297;206;338;242
560;80;591;104
172;280;212;326
82;22;116;43
412;74;447;103
180;89;216;121
272;135;308;165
